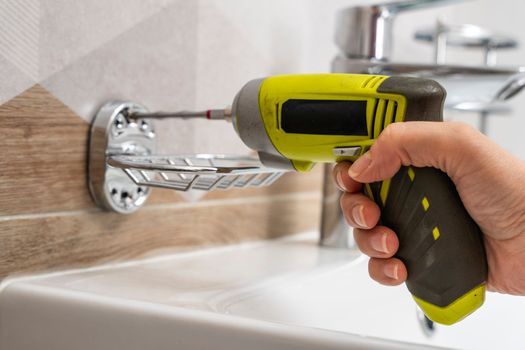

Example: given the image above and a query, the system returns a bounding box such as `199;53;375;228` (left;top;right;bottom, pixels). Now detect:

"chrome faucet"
320;0;525;247
334;0;456;61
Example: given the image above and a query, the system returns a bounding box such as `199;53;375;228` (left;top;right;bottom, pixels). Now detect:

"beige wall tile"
39;0;176;80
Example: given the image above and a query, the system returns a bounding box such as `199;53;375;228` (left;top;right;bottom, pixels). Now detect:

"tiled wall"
0;0;324;278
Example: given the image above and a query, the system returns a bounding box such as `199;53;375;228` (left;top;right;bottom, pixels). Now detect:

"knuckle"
350;122;413;184
370;123;408;167
449;121;476;135
444;121;482;171
380;123;406;143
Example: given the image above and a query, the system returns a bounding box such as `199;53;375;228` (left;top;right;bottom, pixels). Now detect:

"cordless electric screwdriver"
162;74;488;325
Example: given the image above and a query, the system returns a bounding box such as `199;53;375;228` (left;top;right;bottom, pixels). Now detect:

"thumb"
348;121;481;183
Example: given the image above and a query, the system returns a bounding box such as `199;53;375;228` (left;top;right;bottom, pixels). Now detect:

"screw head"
115;114;126;128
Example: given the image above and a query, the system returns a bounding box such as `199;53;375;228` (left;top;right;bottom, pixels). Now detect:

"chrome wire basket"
88;101;286;214
107;154;284;192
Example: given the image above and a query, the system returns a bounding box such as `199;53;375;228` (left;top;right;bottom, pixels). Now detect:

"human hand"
334;121;525;295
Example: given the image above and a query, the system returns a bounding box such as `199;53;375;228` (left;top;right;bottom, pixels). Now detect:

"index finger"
333;162;362;193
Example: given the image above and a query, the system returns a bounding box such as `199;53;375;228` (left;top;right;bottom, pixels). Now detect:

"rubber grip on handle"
372;76;488;324
367;167;487;325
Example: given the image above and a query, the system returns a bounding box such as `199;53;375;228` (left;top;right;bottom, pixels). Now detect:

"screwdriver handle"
370;77;488;325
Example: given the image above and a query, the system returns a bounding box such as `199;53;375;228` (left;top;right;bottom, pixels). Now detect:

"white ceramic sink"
1;233;524;350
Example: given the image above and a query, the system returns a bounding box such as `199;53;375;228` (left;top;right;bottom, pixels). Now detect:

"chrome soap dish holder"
88;102;286;214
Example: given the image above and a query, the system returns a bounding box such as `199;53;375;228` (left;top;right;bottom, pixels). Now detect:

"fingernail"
352;205;366;227
336;171;348;192
371;232;388;253
348;152;372;179
384;263;399;280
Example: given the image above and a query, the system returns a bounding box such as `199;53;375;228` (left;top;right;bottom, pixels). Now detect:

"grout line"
0;208;102;222
0;191;321;222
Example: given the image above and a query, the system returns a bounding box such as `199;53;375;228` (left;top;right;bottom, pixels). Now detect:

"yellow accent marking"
413;284;486;325
373;99;386;138
432;226;440;240
383;100;396;128
422;197;430;211
407;167;415;181
364;183;374;201
380;179;391;206
369;76;384;89
362;75;375;88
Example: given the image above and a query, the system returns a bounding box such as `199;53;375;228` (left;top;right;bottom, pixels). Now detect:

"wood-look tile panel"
0;85;94;215
0;194;321;278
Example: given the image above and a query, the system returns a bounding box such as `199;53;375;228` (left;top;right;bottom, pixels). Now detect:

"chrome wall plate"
89;101;156;214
